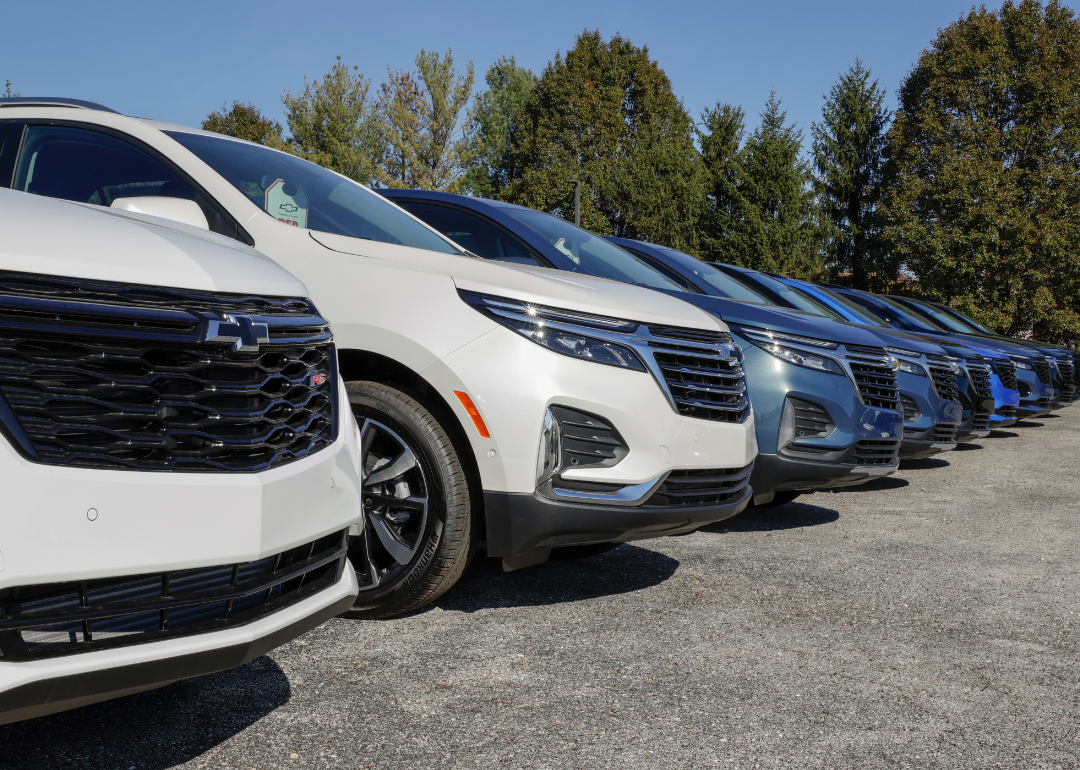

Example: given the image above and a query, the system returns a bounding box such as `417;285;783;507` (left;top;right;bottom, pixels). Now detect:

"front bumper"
750;452;896;503
0;378;362;723
484;482;752;558
899;426;959;459
0;565;357;725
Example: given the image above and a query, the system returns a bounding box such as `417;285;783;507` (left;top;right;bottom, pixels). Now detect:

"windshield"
874;296;951;333
650;247;772;303
497;208;686;291
166;131;460;254
941;306;995;335
911;301;990;334
732;270;846;320
809;285;889;326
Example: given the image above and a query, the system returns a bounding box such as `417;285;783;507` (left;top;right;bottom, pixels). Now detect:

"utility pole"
566;179;581;227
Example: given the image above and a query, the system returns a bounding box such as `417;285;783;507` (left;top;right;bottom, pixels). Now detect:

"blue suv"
605;240;965;460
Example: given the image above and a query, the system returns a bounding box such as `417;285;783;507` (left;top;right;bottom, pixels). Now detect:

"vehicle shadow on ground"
698;500;839;534
954;442;984;451
1014;421;1045;428
826;475;910;493
433;544;679;613
0;656;289;769
989;430;1019;438
900;457;951;470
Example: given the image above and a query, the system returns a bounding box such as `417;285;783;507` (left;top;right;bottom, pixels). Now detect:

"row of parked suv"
0;97;1073;724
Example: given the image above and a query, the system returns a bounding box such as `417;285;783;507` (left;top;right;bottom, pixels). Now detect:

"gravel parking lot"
4;409;1078;770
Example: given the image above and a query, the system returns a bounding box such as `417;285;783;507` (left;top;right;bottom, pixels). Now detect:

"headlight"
896;359;927;377
757;341;844;375
459;290;647;371
1011;356;1034;370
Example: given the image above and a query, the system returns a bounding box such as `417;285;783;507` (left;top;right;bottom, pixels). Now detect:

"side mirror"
110;197;209;230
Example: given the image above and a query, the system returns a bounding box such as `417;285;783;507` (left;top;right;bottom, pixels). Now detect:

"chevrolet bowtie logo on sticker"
311;373;328;387
198;312;270;353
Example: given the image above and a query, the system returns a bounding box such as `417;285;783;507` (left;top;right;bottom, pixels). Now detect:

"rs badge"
311;373;328;387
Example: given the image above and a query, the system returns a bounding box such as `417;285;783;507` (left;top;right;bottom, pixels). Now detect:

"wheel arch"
337;348;487;542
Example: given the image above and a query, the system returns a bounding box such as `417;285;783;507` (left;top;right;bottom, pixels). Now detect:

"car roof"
0;96;120;114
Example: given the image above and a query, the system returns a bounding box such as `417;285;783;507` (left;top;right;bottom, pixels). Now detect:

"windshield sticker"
553;237;580;264
265;179;308;228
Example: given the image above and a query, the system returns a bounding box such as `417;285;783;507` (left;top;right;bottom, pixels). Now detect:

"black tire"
549;543;622;560
342;381;472;619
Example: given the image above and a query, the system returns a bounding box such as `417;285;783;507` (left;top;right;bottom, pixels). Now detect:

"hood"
0;189;307;297
914;329;1042;359
852;327;947;356
648;289;887;347
310;231;726;332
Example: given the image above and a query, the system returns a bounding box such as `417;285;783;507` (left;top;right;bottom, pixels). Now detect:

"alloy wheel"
353;418;430;590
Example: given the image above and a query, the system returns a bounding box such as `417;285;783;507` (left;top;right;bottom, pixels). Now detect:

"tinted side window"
13;125;241;240
398;202;541;265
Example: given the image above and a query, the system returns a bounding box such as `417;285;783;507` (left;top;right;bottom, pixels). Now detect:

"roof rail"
0;97;120;114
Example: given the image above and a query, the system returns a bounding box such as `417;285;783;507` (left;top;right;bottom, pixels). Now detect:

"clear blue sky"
4;0;1070;145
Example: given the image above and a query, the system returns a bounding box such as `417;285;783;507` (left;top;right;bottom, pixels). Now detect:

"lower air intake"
643;463;754;507
0;530;348;661
843;439;900;466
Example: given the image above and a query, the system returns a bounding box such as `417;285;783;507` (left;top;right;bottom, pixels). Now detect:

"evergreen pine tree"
461;57;537;197
698;103;748;264
811;60;891;290
280;57;384;185
737;93;823;278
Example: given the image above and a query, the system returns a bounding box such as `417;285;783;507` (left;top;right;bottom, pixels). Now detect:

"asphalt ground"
3;408;1078;770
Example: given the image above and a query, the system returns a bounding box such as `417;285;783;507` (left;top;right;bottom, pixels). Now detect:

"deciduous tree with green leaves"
461;56;537;197
3;80;17;98
377;49;474;191
201;101;283;145
279;56;383;185
880;0;1080;343
811;60;891;290
504;30;704;253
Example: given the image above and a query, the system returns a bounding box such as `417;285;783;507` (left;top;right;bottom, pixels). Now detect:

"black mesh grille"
0;530;348;661
1033;359;1052;384
0;274;335;472
643;463;753;507
843;438;900;466
650;330;748;423
994;361;1019;391
1038;396;1053;409
844;347;900;410
998;405;1016;418
971;413;991;431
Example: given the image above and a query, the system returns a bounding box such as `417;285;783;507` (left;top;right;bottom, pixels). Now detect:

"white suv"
0;98;758;619
0;188;362;723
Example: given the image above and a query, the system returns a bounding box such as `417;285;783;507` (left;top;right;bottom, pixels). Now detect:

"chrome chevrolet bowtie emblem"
198;313;269;352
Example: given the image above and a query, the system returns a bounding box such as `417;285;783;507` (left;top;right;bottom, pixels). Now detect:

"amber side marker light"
454;391;491;438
